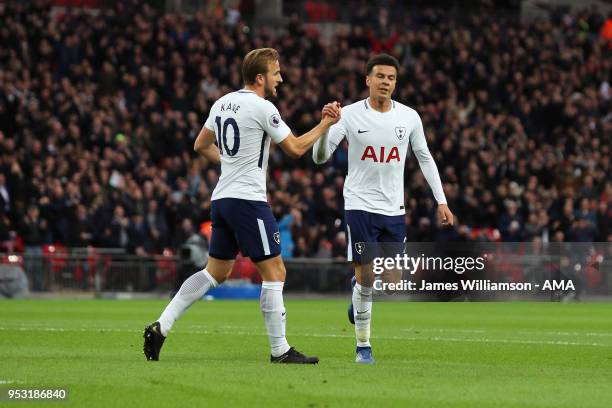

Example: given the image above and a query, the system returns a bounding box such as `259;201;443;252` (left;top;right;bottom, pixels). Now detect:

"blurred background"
0;0;610;299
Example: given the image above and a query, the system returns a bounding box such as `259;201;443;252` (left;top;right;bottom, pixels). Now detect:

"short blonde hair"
241;48;279;85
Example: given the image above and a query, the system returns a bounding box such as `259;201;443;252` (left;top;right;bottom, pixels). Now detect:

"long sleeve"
413;148;447;205
409;111;447;205
312;118;346;164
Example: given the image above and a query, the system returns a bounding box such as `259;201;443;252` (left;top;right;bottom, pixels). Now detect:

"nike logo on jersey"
356;310;369;315
357;129;370;134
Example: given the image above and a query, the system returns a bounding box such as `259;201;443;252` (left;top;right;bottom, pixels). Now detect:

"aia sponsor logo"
360;146;400;163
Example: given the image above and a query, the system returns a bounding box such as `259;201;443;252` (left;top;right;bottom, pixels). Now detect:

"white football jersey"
314;98;446;216
204;89;290;202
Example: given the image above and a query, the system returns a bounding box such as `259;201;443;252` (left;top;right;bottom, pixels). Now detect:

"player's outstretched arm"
194;126;221;163
313;116;345;164
278;102;340;159
410;111;454;226
413;148;454;226
313;130;332;164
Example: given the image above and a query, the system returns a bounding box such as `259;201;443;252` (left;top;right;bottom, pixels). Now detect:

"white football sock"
353;283;372;347
157;269;218;336
260;281;290;357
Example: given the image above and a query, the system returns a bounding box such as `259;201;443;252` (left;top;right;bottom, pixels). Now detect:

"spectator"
20;205;50;290
0;174;10;214
278;210;298;259
499;201;523;242
68;204;93;247
568;216;597;242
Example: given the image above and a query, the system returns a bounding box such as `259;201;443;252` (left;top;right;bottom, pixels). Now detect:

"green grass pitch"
1;299;611;407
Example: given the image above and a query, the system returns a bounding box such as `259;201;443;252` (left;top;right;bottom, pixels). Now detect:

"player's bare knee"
355;263;374;287
255;255;286;282
206;257;234;284
209;269;230;284
382;269;402;284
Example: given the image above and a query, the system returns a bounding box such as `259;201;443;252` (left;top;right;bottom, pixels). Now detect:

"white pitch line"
399;328;487;334
0;326;611;348
518;330;612;338
398;327;612;338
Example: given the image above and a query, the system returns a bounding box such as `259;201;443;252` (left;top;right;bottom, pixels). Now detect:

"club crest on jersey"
395;127;407;141
269;114;281;128
354;242;365;255
273;232;280;244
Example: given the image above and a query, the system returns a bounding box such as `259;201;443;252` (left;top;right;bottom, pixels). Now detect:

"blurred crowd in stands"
0;0;610;260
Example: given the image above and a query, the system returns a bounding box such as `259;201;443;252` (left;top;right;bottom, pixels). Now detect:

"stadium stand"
0;0;609;264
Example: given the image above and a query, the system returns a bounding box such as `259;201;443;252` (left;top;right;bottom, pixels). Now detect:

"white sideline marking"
399;327;612;338
400;328;487;334
518;330;612;338
1;326;611;348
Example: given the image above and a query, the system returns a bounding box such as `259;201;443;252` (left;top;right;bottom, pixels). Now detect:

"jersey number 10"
215;116;240;156
215;116;267;169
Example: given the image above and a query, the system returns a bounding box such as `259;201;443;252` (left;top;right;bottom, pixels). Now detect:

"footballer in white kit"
144;48;340;365
314;54;454;364
202;88;291;262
